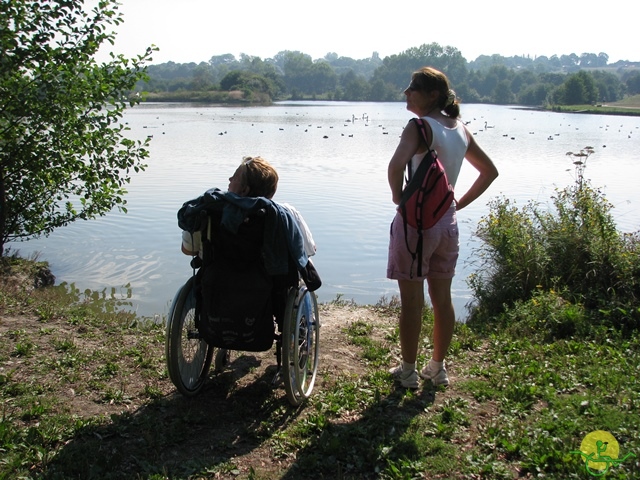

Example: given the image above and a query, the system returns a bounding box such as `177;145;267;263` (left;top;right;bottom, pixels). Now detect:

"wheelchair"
165;193;321;406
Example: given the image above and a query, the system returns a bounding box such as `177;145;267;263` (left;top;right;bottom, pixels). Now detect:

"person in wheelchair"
167;156;320;406
180;156;316;260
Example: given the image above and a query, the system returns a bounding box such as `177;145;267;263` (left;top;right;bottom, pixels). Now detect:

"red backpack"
398;117;454;277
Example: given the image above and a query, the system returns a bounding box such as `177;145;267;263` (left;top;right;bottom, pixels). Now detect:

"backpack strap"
401;214;424;278
400;117;434;278
413;117;434;152
405;118;433;183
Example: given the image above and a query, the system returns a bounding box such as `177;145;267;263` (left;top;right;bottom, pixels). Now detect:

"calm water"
12;102;640;320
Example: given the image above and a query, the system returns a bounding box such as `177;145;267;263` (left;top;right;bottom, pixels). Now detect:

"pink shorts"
387;206;459;281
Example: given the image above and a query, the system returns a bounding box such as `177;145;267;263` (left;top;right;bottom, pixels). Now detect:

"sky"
95;0;637;65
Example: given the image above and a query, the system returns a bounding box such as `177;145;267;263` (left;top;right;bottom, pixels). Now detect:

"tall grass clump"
468;146;640;336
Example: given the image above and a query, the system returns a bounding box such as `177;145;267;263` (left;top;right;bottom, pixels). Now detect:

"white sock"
429;359;444;370
402;361;415;372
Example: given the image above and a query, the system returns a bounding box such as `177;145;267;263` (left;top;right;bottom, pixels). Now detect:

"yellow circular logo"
579;430;619;472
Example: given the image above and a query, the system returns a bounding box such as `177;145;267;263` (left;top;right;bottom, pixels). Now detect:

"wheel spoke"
166;278;213;396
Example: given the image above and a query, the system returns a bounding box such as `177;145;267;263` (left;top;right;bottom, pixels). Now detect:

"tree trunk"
0;166;5;257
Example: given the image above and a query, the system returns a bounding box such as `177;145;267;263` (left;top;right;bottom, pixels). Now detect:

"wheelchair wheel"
165;277;214;396
282;282;320;406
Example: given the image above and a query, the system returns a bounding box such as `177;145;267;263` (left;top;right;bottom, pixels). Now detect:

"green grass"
607;93;640;108
545;94;640;116
551;102;640;116
1;257;640;478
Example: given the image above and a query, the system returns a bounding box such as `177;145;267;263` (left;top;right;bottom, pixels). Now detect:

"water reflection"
55;282;136;317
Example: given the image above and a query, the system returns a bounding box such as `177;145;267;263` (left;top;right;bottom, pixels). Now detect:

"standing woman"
387;67;498;389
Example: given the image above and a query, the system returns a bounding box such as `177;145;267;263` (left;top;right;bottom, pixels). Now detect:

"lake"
11;102;640;321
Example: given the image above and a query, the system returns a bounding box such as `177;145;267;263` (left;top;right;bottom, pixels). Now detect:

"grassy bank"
1;256;639;479
550;94;640;116
142;90;271;104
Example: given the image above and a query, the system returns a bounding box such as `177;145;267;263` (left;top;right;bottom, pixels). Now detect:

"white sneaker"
420;362;449;386
389;365;419;389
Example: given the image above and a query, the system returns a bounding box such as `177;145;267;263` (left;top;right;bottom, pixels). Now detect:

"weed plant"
468;146;640;334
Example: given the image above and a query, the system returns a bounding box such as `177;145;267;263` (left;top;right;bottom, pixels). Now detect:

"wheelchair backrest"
195;208;294;352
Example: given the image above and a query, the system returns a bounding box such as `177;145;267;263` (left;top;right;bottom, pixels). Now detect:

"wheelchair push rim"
282;283;320;406
165;277;214;396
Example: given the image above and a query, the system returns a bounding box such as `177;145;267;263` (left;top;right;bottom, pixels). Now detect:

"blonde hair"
241;156;279;199
410;67;460;118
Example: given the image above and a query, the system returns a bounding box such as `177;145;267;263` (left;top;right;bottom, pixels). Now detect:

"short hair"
241;156;279;199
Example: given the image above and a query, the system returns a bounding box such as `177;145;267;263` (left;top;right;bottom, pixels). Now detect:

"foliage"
625;71;640;94
139;45;640;105
552;70;599;104
219;70;278;99
486;287;591;342
369;43;468;97
469;147;640;333
0;0;156;255
468;52;611;72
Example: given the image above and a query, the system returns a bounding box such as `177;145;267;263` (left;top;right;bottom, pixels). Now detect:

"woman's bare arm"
455;130;499;211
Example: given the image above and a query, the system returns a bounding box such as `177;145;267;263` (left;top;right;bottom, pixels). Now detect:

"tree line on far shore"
139;44;640;106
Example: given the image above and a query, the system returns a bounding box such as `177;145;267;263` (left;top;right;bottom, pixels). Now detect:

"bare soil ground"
1;302;387;415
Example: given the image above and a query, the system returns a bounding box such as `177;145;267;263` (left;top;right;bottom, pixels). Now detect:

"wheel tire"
165;277;213;396
282;284;320;406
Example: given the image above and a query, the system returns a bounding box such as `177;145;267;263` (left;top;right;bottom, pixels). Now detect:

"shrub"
497;288;590;342
469;147;640;333
467;196;550;319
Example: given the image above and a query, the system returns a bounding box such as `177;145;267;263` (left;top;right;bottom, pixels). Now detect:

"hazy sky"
96;0;636;65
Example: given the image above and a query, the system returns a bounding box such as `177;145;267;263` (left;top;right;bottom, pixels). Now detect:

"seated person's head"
228;156;279;199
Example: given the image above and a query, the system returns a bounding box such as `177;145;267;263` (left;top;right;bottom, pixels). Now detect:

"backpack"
398;117;455;277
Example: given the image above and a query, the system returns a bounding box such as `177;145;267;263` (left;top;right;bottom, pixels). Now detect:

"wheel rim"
178;306;209;389
290;290;319;399
166;278;212;395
